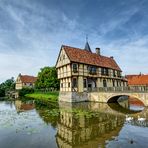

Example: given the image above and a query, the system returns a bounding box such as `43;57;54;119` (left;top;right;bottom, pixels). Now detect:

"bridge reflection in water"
56;102;125;148
17;99;148;147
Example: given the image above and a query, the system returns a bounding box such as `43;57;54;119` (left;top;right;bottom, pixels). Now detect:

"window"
113;70;116;77
112;80;115;87
61;83;63;88
92;67;96;74
83;79;87;88
88;66;97;74
120;82;121;86
68;82;70;87
105;68;109;75
117;71;121;77
72;64;78;73
101;68;109;76
72;78;77;88
103;79;107;87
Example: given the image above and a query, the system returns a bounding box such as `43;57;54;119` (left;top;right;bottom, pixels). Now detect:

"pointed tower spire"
86;34;88;42
84;35;92;52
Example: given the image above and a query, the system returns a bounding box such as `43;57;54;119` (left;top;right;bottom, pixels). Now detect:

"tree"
35;67;60;89
3;77;15;91
0;77;15;97
0;88;5;97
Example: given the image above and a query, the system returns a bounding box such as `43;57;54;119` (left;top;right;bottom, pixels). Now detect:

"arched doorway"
87;78;97;91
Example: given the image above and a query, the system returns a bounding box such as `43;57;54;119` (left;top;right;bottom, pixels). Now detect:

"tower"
84;35;92;52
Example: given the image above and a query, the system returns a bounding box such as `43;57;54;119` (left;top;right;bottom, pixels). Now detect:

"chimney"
110;56;114;59
96;48;100;55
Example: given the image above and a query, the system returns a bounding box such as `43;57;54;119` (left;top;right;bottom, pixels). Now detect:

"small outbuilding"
15;73;37;90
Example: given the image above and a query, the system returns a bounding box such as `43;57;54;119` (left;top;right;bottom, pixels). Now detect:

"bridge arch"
107;94;145;106
89;92;148;106
107;95;128;103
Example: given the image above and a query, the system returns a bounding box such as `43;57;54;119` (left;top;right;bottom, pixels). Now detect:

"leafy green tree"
0;77;15;97
35;67;60;89
3;77;15;91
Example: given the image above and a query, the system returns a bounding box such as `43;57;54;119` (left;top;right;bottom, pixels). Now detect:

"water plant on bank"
24;91;59;106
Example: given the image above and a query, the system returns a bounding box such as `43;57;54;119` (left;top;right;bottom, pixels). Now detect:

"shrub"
19;88;34;97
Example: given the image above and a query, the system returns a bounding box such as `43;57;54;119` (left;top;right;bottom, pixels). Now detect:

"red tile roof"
125;75;138;79
20;75;37;83
126;75;148;85
63;45;121;71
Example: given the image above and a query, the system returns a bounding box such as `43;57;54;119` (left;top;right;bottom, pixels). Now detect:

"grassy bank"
25;91;59;103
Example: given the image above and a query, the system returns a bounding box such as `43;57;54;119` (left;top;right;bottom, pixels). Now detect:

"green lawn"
25;91;59;102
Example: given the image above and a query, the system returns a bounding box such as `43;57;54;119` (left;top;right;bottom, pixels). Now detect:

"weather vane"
86;34;88;42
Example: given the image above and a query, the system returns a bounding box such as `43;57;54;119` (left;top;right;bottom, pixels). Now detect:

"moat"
0;99;148;148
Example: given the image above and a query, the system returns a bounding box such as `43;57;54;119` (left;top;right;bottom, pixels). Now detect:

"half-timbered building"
56;43;127;102
15;74;37;90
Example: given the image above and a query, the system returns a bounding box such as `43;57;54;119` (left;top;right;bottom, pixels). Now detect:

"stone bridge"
88;92;148;106
59;86;148;104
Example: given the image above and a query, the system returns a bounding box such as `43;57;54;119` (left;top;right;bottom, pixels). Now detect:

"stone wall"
59;91;88;102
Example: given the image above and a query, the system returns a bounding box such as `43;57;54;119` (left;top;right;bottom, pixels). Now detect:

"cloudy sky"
0;0;148;82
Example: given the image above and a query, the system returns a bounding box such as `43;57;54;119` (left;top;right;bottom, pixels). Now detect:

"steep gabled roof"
126;75;148;85
19;75;37;83
62;45;121;71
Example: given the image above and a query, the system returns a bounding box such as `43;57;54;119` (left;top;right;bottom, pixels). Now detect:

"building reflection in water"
14;100;35;113
56;102;125;148
117;96;129;109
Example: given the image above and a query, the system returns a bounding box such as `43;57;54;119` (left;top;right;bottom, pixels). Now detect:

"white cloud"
95;35;148;75
0;53;49;82
0;0;148;83
98;7;139;35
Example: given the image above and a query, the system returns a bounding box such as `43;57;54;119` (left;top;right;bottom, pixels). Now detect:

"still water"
0;99;148;148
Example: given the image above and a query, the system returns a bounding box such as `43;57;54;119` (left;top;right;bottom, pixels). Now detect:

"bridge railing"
90;86;148;92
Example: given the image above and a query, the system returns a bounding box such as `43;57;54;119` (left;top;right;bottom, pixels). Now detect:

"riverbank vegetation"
19;88;35;97
25;91;59;103
23;66;60;105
